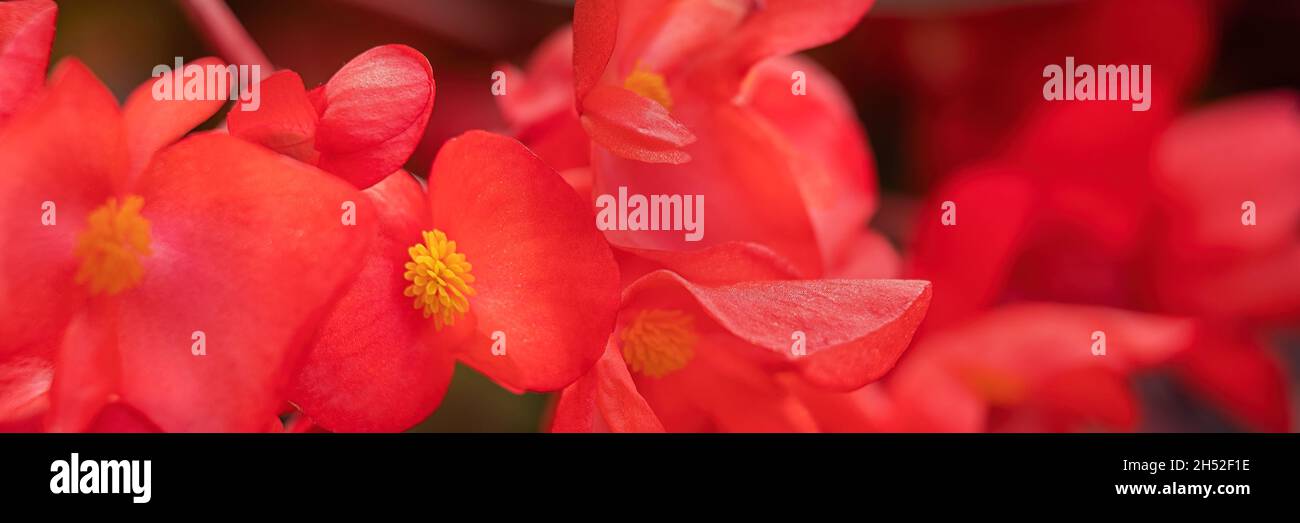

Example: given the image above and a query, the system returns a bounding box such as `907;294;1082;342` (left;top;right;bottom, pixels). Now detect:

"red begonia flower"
552;270;931;432
287;131;621;432
229;44;435;189
1142;92;1300;431
506;2;879;276
0;0;55;126
877;304;1194;432
0;60;375;432
571;0;874;162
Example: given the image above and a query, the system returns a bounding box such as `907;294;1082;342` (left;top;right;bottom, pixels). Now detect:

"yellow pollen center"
623;62;673;110
403;229;476;330
961;367;1027;406
620;309;697;378
74;195;152;296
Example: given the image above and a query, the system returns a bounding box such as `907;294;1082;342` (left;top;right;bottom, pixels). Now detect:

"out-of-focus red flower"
1142;92;1300;432
1148;92;1300;323
870;0;1214;186
228;45;436;190
900;89;1297;431
552;270;931;432
0;60;374;432
832;305;1194;432
0;0;55;126
501;0;880;276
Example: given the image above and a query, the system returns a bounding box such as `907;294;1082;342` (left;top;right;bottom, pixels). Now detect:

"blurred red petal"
1023;367;1139;432
906;167;1036;328
86;403;162;433
46;307;118;432
498;28;574;131
686;0;875;99
1154;92;1300;251
315;45;435;189
122;57;228;177
893;304;1194;431
0;0;56;125
429;131;620;392
828;230;900;280
1175;331;1291;432
289;171;455;432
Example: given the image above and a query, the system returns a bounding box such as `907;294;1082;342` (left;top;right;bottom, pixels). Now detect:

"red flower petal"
1150;93;1300;320
591;101;823;276
891;304;1194;431
685;0;875;99
51;134;376;432
743;56;877;264
891;0;1212;182
552;338;664;433
47;307;119;432
1175;330;1291;432
226;70;321;165
572;0;617;104
0;355;51;426
579;83;695;164
827;230;900;280
1022;367;1139;432
631;331;819;432
623;270;932;390
906;167;1036;329
429;131;620;392
500;27;575;130
122;57;229;177
1154;92;1300;251
0;0;56;125
0;59;123;357
315;45;435;189
613;241;802;287
288;171;456;432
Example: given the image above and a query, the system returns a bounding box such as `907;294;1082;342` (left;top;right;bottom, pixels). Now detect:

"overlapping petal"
622;270;931;390
288;171;455;432
429;131;620;392
0;0;56;125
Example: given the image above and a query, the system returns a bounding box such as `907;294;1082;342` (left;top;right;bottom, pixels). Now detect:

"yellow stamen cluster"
620;309;697;378
961;368;1026;406
74;196;152;295
623;62;674;110
403;229;476;330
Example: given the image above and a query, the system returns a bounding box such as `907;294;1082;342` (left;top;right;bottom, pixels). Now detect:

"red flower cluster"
1;0;1294;433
